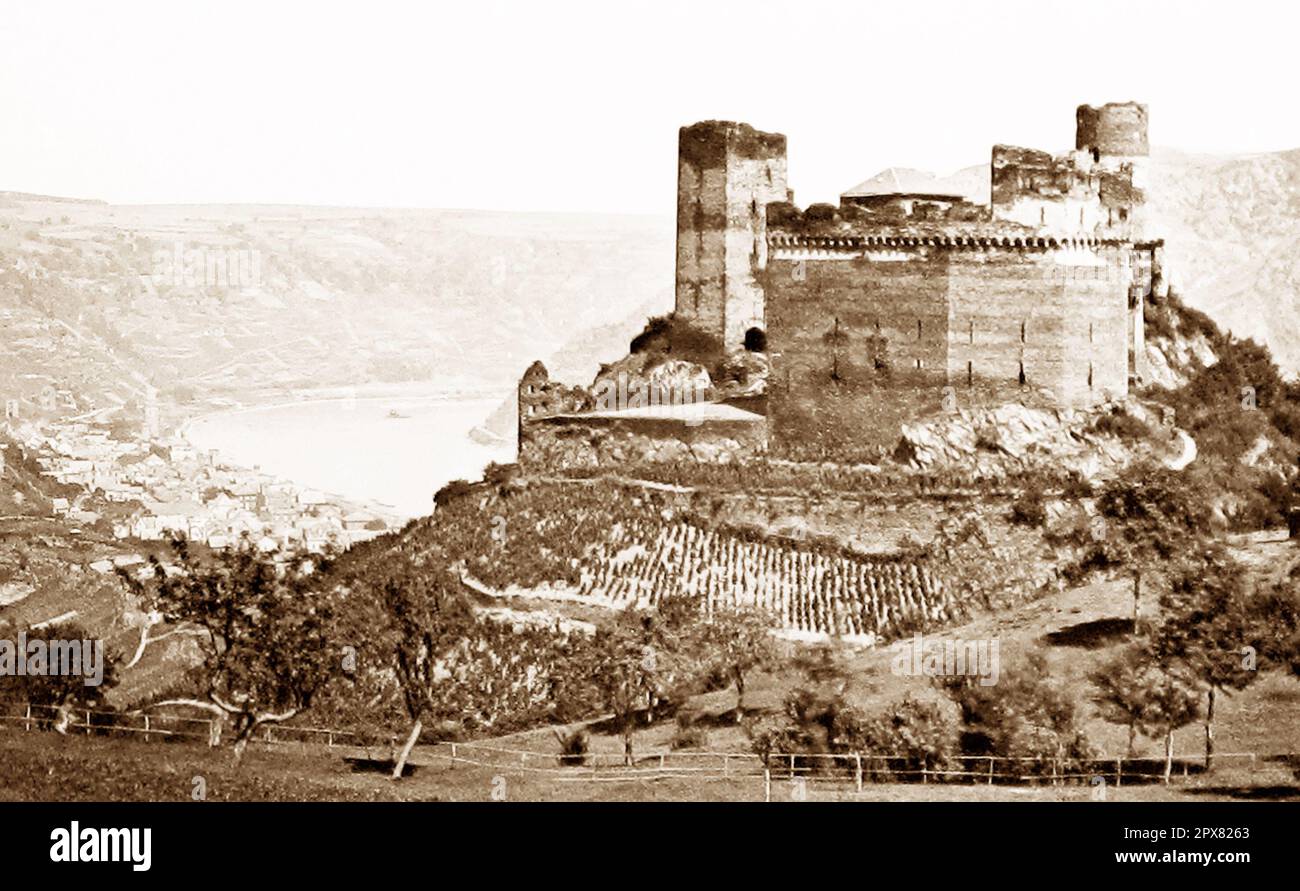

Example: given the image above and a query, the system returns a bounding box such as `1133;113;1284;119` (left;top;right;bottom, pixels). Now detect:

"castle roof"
841;167;970;201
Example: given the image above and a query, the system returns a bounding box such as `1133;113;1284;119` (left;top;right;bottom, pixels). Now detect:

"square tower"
674;121;788;352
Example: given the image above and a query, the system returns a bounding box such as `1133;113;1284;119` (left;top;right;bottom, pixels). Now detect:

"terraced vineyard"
416;479;1050;644
573;520;953;642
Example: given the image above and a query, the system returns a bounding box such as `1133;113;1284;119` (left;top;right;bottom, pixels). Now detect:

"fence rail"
2;704;1287;790
0;704;373;749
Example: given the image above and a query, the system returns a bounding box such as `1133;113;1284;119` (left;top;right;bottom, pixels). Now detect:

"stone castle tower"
673;121;789;352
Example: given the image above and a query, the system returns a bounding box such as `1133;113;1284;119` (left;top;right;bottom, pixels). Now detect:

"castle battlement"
768;231;1154;253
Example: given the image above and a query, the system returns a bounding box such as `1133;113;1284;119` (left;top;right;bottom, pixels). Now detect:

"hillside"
0;195;672;429
1150;148;1300;374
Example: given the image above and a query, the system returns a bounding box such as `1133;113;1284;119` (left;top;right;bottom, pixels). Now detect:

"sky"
1;0;1296;214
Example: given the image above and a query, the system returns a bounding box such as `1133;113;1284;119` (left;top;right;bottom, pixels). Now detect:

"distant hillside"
0;197;673;426
1150;147;1300;374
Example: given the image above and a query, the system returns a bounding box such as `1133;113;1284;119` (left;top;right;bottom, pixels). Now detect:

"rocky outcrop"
895;402;1178;478
592;353;712;409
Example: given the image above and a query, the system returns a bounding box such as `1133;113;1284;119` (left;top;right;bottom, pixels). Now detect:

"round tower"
1076;102;1148;158
1076;102;1149;239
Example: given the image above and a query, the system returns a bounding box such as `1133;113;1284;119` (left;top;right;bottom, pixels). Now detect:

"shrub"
1088;407;1152;441
628;313;723;361
670;713;709;750
433;479;476;508
554;727;589;766
1008;484;1048;528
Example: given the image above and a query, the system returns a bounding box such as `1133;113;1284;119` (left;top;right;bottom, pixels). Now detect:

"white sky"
1;0;1295;214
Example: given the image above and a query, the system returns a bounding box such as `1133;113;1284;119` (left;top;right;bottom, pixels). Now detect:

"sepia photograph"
1;0;1295;874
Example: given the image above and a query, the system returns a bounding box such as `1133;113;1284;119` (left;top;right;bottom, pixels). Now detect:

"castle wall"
764;237;1135;460
946;244;1131;405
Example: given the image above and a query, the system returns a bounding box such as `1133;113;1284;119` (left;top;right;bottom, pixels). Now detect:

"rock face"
592;354;712;410
1143;330;1219;390
895;402;1170;478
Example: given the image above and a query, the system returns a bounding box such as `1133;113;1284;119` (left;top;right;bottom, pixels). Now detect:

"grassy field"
2;730;1293;802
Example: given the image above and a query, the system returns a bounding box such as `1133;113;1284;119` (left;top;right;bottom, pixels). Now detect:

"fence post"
1116;758;1122;788
723;754;729;777
24;704;31;731
327;731;333;748
764;768;771;803
988;757;995;786
659;754;665;770
85;709;92;735
855;754;863;792
450;742;457;769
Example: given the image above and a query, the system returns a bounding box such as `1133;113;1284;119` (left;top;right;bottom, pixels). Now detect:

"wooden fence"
1;704;1282;791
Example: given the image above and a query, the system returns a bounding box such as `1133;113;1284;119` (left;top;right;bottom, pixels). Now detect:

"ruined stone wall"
674;121;788;351
518;414;765;471
991;102;1149;239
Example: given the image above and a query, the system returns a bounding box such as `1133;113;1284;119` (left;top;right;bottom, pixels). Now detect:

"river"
183;394;514;519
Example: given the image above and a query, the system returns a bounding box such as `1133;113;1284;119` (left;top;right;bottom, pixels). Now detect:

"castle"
519;102;1165;467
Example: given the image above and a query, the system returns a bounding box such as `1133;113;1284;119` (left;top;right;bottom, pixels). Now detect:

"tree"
591;625;651;766
126;536;340;762
940;650;1091;780
1089;646;1149;757
0;620;119;729
1072;464;1211;631
115;567;208;670
1152;550;1259;770
696;604;778;721
1135;664;1202;785
1091;644;1202;783
365;560;477;779
833;697;958;780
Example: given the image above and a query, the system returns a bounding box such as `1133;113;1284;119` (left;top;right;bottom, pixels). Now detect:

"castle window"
967;361;973;387
1018;362;1026;386
1088;363;1094;389
1089;323;1094;344
968;321;973;344
917;319;922;340
1020;321;1026;343
1119;208;1129;222
915;358;923;370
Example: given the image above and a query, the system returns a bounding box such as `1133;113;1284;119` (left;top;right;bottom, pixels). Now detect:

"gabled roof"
841;165;988;203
